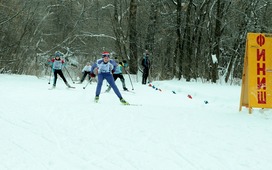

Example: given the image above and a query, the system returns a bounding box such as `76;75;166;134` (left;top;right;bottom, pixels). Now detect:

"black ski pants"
80;71;91;82
53;69;68;86
142;67;149;84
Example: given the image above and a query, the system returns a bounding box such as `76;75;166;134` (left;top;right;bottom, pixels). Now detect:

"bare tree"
1;0;272;84
128;0;137;74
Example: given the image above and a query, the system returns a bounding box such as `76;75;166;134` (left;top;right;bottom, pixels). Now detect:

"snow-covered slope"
0;74;272;170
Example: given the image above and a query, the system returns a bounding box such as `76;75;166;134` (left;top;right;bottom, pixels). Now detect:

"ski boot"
123;87;128;91
94;96;99;103
120;98;129;105
65;82;72;88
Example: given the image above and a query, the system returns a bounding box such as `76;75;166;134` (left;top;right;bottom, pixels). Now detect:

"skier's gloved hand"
90;73;96;77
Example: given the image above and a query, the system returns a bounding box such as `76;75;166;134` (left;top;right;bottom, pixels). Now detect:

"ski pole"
83;80;91;89
124;68;134;90
64;67;75;84
45;64;49;76
48;68;52;84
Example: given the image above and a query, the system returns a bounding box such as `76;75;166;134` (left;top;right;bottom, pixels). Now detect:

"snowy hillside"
0;74;272;170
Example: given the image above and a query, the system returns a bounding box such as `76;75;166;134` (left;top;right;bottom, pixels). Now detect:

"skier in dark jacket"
141;51;151;84
90;52;129;105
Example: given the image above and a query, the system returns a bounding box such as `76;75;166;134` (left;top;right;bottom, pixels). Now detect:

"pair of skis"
94;100;141;106
48;86;75;90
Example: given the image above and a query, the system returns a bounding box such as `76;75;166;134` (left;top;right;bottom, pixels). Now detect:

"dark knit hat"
55;51;63;57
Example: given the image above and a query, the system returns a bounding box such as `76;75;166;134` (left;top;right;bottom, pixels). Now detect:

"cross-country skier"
105;58;128;92
48;51;72;89
78;62;92;84
90;51;129;105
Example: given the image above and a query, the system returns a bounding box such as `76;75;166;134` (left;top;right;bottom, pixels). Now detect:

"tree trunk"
144;3;157;53
181;0;193;81
174;0;182;79
128;0;138;74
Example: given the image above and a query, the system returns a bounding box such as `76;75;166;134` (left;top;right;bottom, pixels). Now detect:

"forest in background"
1;0;272;84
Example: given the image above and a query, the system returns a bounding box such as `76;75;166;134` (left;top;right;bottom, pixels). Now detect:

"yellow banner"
247;33;272;108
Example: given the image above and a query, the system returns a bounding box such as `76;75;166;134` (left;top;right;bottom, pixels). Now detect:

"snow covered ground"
1;74;272;170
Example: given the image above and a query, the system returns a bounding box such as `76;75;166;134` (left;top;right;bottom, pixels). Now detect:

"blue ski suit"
90;58;123;99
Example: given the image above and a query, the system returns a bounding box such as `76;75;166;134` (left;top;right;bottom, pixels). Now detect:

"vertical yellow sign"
240;33;272;113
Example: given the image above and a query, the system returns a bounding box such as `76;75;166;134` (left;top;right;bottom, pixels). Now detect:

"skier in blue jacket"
90;52;129;105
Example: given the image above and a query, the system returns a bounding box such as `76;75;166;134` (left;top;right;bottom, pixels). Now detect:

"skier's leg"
81;72;88;83
142;69;147;84
58;70;71;87
106;74;118;92
87;72;91;81
142;72;146;84
120;75;127;90
105;74;122;99
53;70;58;86
95;74;104;96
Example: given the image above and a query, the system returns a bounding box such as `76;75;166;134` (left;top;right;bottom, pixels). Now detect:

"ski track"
1;74;272;169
